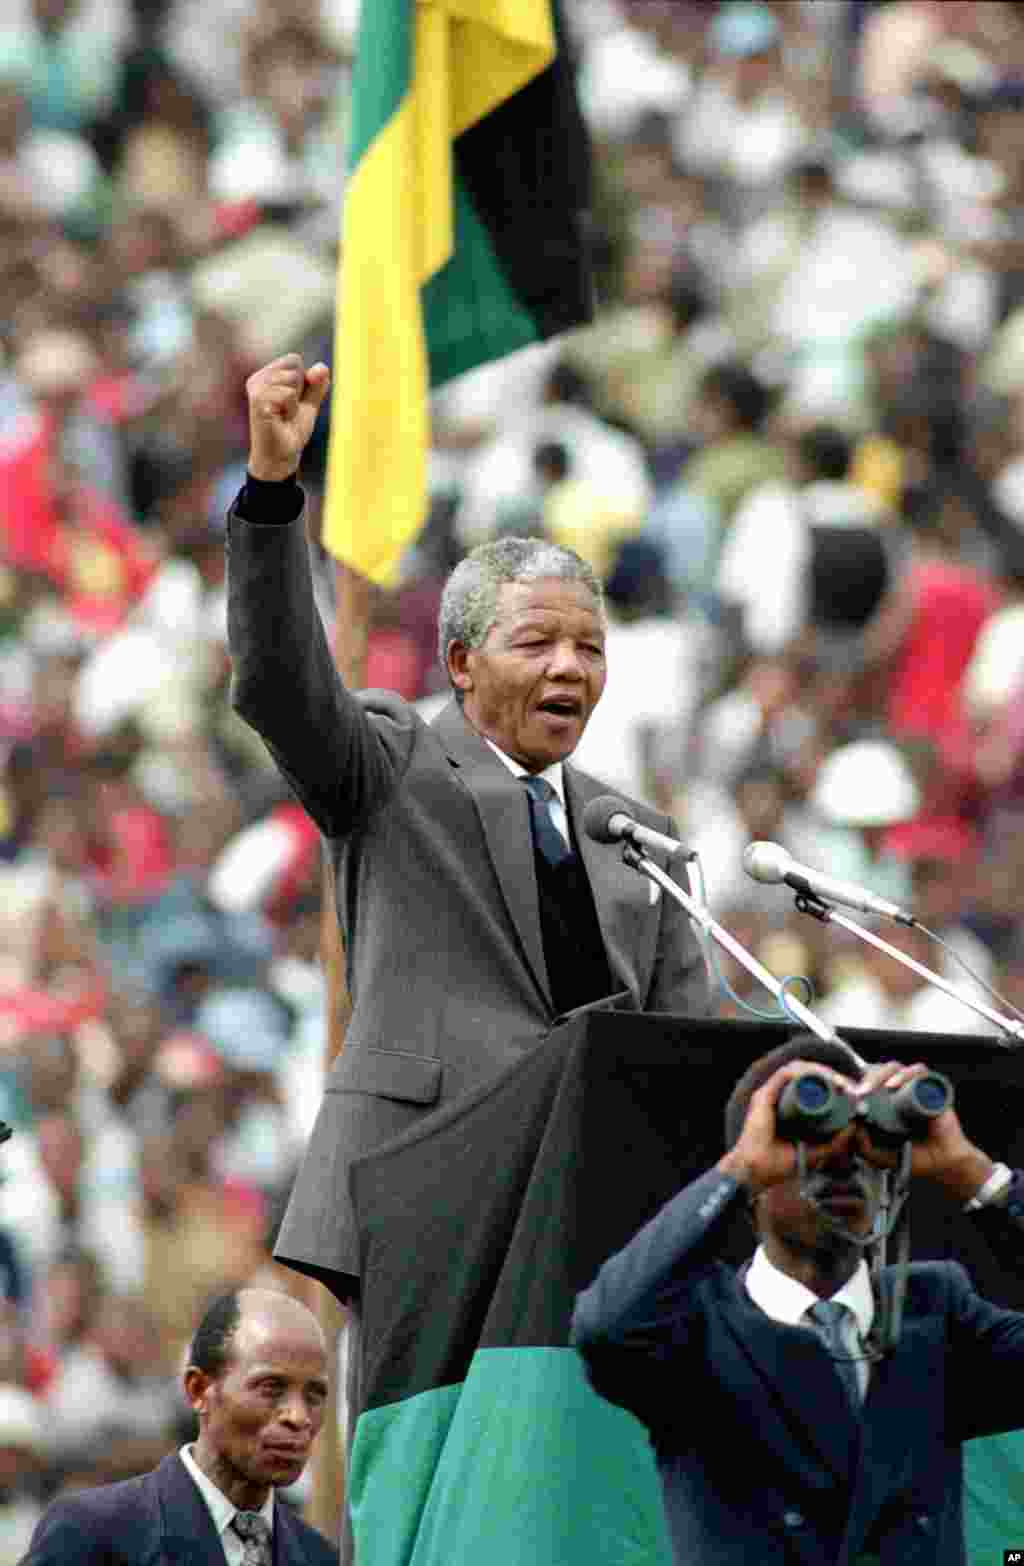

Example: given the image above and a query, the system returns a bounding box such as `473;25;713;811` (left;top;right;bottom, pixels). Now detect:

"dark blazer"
21;1451;338;1565
226;506;708;1294
571;1168;1024;1566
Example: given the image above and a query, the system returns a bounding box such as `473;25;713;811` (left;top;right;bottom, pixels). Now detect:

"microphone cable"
686;851;819;1026
915;920;1024;1029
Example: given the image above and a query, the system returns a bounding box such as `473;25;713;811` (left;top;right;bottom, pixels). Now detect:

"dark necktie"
523;775;574;867
807;1298;862;1408
232;1510;273;1565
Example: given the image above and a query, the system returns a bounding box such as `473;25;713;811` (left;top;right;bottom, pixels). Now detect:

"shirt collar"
745;1247;875;1340
482;738;566;807
179;1444;275;1539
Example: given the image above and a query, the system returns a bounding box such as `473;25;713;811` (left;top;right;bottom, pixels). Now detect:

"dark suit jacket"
571;1168;1024;1566
226;506;708;1294
21;1451;339;1565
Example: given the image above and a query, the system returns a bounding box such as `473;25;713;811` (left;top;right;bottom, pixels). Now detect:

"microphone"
742;841;917;926
583;795;692;860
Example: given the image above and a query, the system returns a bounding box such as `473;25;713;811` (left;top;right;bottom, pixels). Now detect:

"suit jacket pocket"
328;1047;442;1105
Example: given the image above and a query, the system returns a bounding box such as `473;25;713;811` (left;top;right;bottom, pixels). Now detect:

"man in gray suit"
226;354;707;1312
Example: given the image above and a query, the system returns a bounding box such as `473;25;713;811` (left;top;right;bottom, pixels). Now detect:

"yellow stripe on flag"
322;0;557;585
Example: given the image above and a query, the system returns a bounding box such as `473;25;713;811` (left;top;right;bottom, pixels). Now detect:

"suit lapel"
720;1290;861;1485
855;1298;933;1501
432;701;551;1009
273;1503;311;1566
154;1452;226;1564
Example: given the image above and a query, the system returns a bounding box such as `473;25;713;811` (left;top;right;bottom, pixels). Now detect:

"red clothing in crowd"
886;558;1001;767
1;413;156;635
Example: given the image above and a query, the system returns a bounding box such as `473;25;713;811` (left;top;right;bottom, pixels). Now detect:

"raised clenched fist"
245;353;331;483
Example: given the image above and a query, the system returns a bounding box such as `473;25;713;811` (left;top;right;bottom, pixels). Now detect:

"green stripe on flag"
345;0;410;169
323;0;591;582
422;174;545;385
349;1348;672;1566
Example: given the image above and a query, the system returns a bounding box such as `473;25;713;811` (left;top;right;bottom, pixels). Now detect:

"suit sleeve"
947;1172;1024;1441
643;813;713;1017
226;497;410;837
22;1499;107;1564
570;1169;740;1440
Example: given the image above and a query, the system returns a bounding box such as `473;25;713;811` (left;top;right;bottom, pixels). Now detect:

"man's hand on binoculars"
718;1059;871;1195
719;1059;994;1203
851;1062;994;1199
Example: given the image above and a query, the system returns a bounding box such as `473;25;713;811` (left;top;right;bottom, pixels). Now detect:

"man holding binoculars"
571;1035;1024;1566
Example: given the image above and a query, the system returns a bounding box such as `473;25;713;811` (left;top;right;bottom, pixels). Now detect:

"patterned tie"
523;776;574;867
807;1298;862;1408
231;1510;273;1566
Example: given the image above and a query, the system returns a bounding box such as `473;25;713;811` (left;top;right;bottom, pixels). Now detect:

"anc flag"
347;1012;1024;1565
323;0;593;585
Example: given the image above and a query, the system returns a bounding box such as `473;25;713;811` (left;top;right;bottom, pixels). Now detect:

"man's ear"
447;641;473;694
183;1367;212;1418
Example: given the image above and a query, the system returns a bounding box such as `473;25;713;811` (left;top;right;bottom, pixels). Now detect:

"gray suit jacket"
226;508;707;1294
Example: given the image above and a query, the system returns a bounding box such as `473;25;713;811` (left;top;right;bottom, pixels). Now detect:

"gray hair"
437;537;604;677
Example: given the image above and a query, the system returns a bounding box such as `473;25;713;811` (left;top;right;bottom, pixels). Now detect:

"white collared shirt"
483;740;570;846
745;1247;875;1400
179;1444;275;1566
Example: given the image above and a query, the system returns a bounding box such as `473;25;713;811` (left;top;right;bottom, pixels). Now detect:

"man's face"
758;1098;886;1260
449;579;606;771
195;1312;328;1494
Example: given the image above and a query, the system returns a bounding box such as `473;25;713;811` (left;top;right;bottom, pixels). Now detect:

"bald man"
24;1287;339;1565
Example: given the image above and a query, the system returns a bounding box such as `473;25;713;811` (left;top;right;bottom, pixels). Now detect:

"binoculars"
776;1070;953;1145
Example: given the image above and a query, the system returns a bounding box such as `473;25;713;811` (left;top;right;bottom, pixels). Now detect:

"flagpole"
308;558;370;1543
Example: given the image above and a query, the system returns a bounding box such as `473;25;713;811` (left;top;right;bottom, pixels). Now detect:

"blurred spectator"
878;481;1002;805
533;439;641;581
0;1384;47;1564
804;736;921;909
208;13;346;221
568;266;735;476
44;1292;178;1468
570;536;701;808
716;421;897;663
690;653;815;790
139;1087;268;1373
28;1248;104;1391
656;361;785;598
817;918;999;1035
0;0;120;138
451;357;652;548
675;2;812;217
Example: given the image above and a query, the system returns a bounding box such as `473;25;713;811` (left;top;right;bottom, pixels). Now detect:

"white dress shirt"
483;740;570;846
179;1444;275;1566
745;1246;875;1400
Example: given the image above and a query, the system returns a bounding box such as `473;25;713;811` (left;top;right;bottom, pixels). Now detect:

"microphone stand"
623;845;908;1309
621;845;846;1048
789;891;1024;1044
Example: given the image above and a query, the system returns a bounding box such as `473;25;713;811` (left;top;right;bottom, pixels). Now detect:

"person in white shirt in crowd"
569;537;701;811
717;423;899;669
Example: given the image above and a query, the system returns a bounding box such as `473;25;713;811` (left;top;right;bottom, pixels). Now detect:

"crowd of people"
4;0;1024;1556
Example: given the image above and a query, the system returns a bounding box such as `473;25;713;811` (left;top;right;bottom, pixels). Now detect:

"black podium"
345;1014;1024;1566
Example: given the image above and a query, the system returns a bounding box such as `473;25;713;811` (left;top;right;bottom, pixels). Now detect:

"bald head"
234;1288;326;1353
188;1287;324;1380
185;1287;329;1509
